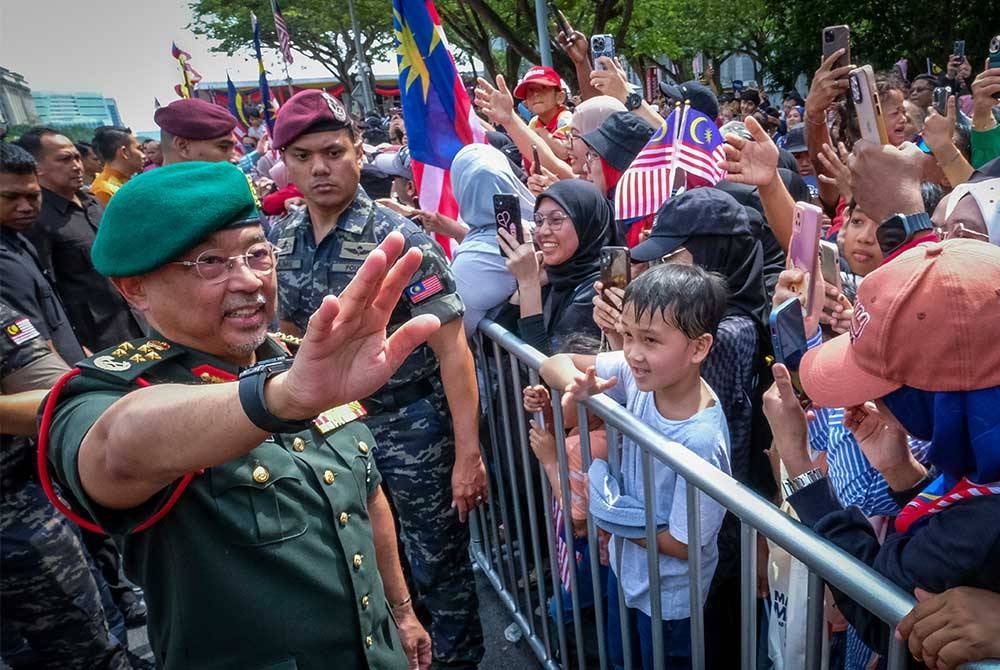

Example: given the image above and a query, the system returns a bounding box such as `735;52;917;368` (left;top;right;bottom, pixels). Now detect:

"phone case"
600;247;630;290
819;240;840;287
822;25;851;70
850;66;889;144
493;194;523;257
789;203;823;316
590;34;615;71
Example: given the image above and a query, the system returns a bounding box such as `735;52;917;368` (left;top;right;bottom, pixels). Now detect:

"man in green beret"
43;160;435;670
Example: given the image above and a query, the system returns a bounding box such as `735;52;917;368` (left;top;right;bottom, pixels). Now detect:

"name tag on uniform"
329;262;361;273
313;401;368;434
339;242;377;260
277;257;302;270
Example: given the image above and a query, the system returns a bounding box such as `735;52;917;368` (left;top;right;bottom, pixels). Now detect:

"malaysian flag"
615;104;727;221
271;0;293;64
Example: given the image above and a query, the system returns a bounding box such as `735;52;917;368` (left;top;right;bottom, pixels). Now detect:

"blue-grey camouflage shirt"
269;188;464;392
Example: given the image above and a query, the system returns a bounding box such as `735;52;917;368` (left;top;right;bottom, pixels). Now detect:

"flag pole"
346;0;376;113
283;61;294;97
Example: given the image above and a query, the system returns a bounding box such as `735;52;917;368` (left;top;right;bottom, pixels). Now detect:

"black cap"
783;126;807;153
630;188;750;262
658;80;719;120
580;112;655;172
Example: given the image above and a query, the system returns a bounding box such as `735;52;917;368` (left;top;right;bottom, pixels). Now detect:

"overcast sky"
0;1;374;133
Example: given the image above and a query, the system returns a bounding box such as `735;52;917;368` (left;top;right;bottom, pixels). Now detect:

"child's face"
619;304;711;393
522;84;563;119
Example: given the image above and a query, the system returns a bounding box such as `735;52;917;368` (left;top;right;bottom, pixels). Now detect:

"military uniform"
0;302;129;669
45;333;409;670
271;189;485;668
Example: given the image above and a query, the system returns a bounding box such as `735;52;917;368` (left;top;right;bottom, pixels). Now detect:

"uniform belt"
364;379;436;415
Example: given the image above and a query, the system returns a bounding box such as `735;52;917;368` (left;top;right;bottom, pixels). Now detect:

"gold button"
361;594;370;609
292;437;306;452
339;512;350;526
323;470;335;485
353;553;363;569
357;441;369;455
252;465;270;484
365;635;373;648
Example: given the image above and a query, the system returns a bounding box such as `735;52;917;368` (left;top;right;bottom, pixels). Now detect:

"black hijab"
535;179;618;291
683;233;768;329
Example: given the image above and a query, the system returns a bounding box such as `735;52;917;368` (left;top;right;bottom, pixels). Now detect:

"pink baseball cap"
513;66;562;99
800;239;1000;408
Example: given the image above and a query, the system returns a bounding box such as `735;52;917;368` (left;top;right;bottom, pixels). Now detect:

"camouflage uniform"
271;188;485;669
0;302;129;670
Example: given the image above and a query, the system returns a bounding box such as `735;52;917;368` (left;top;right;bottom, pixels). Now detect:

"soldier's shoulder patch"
78;337;182;382
405;274;445;304
3;317;40;346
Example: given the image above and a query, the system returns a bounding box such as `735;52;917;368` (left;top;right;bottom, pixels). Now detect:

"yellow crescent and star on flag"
392;7;441;102
689;115;713;146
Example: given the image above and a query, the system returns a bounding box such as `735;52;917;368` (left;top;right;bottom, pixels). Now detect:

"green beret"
91;161;261;277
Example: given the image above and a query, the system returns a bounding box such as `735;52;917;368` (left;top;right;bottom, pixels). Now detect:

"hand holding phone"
953;39;965;59
819;240;841;290
547;0;571;39
849;66;889;144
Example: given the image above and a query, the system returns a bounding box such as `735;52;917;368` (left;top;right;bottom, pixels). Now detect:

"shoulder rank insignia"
313;401;368;435
80;337;181;382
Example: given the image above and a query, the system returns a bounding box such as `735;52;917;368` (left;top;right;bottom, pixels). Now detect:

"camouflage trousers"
0;482;129;670
365;391;485;670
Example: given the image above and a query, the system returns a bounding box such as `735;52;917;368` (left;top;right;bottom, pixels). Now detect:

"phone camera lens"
594;37;604;50
824;31;833;43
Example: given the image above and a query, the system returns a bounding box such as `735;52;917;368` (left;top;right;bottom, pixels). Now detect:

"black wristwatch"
624;91;643;111
875;211;933;256
238;357;314;434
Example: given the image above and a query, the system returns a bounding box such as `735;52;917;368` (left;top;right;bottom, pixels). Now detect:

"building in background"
0;67;38;126
32;91;124;128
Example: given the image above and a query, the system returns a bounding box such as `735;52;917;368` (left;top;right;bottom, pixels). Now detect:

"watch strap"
238;357;314;434
782;468;825;498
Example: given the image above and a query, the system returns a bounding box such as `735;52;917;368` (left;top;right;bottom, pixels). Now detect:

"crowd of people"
1;15;1000;670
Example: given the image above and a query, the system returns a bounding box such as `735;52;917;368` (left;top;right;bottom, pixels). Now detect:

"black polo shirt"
24;189;141;350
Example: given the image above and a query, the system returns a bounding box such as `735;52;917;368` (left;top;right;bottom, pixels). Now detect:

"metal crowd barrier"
469;318;1000;670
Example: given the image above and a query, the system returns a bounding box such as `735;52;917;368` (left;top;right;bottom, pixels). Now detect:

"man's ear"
354;138;365;169
173;136;189;160
690;332;714;365
406;180;416;198
111;275;149;312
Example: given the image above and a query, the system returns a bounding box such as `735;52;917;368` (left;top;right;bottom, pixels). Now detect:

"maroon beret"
154;98;237;140
272;90;351;150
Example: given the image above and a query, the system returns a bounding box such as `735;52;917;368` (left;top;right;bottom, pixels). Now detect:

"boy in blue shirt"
541;264;732;670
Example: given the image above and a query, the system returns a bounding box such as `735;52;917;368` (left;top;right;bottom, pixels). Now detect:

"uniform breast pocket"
209;447;309;547
326;264;358;299
39;288;67;332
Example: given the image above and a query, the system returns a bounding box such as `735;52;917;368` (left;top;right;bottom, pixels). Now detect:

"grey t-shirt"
595;351;731;620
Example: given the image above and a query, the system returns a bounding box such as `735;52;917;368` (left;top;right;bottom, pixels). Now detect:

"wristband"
391;594;413;611
238;357;314;434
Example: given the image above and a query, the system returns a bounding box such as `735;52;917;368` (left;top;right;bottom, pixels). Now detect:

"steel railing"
469;318;999;670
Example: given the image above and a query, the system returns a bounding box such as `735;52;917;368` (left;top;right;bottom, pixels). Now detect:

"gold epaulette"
269;331;303;355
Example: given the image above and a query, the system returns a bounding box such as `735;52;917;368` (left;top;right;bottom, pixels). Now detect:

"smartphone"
849;66;889;144
953;39;965;59
494;194;523;257
822;25;851;70
531;145;542;176
990;35;1000;70
599;246;630;302
770;297;812;406
914;135;932;154
789;202;823;317
819;240;841;289
932;86;951;115
547;0;571;38
590;34;615;71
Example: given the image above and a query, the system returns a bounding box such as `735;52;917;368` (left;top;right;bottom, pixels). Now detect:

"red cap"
271;90;351;150
154;98;237;140
800;239;1000;408
513;66;562;99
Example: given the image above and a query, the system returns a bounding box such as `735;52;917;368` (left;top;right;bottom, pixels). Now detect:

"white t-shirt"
595;350;731;621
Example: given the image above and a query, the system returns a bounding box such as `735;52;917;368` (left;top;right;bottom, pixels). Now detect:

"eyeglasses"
585;150;601;165
532;211;571;231
171;242;278;283
938;223;990;243
648;247;689;266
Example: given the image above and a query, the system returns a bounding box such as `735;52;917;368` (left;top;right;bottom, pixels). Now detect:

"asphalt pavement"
125;566;541;669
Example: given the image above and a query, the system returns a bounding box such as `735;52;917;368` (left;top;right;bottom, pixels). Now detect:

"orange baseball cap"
513;66;562;99
800;239;1000;408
